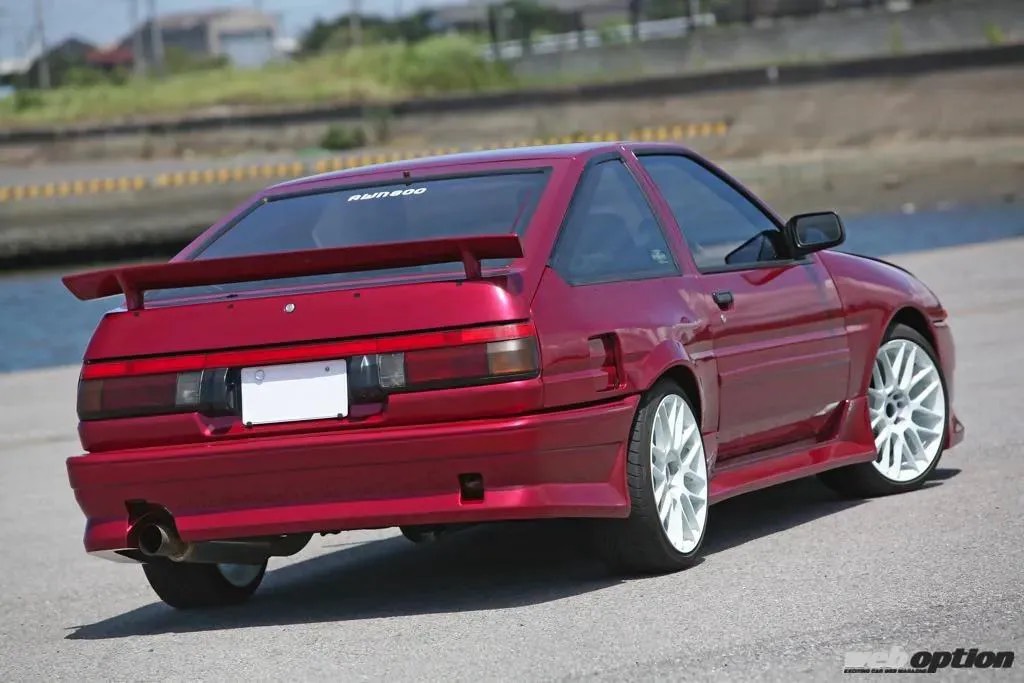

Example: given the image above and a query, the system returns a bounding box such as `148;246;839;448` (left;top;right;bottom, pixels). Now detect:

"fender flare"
632;339;716;432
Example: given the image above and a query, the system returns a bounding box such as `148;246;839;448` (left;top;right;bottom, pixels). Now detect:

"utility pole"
688;0;700;27
129;0;145;77
349;0;362;47
33;0;50;89
147;0;164;76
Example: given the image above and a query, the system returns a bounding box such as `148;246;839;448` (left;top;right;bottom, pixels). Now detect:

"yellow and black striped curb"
0;121;729;203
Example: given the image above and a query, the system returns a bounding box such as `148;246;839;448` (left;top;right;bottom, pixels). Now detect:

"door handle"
712;290;734;309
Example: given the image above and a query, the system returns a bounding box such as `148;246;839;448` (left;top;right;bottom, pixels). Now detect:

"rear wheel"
142;560;267;609
593;379;709;573
820;323;948;497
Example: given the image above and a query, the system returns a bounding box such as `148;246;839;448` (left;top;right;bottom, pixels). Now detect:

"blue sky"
0;0;449;59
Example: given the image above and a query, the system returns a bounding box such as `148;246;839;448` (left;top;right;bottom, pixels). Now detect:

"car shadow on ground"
67;467;961;640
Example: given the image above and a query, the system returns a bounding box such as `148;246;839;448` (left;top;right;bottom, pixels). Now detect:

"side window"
638;154;789;272
551;159;677;284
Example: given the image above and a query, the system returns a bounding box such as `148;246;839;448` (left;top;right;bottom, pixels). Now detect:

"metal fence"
480;0;939;60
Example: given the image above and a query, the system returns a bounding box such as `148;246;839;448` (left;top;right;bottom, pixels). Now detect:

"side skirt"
708;396;876;504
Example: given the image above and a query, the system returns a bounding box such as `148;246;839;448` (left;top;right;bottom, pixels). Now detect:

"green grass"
0;36;515;127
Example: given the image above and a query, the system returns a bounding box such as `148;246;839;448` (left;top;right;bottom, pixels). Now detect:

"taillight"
77;371;204;421
78;324;539;420
348;337;539;393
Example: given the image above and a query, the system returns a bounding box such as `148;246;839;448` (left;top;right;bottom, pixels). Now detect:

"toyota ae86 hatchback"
64;143;964;609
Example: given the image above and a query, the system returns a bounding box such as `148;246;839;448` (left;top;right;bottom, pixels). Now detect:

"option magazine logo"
843;646;1014;674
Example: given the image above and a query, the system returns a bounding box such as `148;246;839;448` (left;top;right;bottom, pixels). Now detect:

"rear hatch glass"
149;169;551;302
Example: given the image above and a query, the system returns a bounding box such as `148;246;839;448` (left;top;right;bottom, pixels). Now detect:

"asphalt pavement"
0;238;1021;681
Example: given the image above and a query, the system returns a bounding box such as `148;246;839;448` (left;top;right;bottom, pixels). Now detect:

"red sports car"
64;143;964;609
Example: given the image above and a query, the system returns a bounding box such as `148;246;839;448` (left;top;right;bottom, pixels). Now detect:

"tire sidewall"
143;559;266;609
633;380;708;561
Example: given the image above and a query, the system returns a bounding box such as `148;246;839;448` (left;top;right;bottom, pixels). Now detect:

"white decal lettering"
347;187;427;201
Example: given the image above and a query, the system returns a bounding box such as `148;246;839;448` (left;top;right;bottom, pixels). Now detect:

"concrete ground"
0;238;1022;681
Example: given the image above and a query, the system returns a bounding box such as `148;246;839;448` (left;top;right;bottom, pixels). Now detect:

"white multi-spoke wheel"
868;337;946;482
143;559;267;610
820;324;949;497
651;394;708;553
593;379;709;573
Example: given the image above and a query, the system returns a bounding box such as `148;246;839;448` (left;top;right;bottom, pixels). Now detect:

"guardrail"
0;121;729;204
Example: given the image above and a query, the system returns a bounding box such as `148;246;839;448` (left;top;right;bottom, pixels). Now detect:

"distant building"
120;8;279;69
0;37;97;87
85;46;135;73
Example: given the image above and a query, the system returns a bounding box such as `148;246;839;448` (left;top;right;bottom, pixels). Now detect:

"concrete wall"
512;0;1024;78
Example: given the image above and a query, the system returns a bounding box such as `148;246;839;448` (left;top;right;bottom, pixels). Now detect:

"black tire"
142;560;266;609
819;323;948;498
592;379;708;574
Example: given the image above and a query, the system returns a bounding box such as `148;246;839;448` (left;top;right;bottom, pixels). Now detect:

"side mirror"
785;211;845;257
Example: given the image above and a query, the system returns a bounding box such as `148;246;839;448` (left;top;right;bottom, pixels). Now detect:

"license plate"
241;360;348;426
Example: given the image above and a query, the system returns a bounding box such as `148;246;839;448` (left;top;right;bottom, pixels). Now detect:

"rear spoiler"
62;233;524;311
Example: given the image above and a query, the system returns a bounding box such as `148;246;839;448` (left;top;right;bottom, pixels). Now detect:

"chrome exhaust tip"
135;522;309;565
137;523;187;559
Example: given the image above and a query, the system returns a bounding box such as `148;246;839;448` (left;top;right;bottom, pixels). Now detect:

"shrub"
62;67;113;88
341;36;515;94
889;22;904;55
320;124;367;150
984;22;1005;46
11;88;43;112
365;105;393;143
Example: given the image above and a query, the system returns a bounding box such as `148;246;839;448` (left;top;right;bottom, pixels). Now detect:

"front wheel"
820;323;948;497
593;379;709;574
142;560;267;609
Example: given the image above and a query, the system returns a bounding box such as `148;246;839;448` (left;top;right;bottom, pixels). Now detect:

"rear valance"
62;234;524;311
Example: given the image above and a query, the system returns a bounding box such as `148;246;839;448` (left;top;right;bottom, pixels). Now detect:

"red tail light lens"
77;371;203;421
77;324;540;420
405;345;492;387
351;337;539;392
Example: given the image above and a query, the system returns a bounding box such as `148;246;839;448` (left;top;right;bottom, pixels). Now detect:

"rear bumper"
68;397;638;553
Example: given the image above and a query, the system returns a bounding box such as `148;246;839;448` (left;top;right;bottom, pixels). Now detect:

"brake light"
77;324;539;420
77;371;203;421
406;346;490;386
79;322;535;380
349;337;539;393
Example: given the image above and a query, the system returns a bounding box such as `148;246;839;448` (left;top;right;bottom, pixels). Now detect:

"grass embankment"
0;36;515;127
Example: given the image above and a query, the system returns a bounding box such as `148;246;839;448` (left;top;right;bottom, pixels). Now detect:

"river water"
0;202;1021;374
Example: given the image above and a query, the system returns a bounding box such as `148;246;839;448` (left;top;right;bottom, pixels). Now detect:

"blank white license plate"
241;360;348;426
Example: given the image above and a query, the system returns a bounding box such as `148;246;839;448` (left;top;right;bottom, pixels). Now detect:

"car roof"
267;141;692;194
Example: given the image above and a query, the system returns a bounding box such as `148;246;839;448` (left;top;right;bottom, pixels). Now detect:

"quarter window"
551;160;677;284
638;154;789;271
